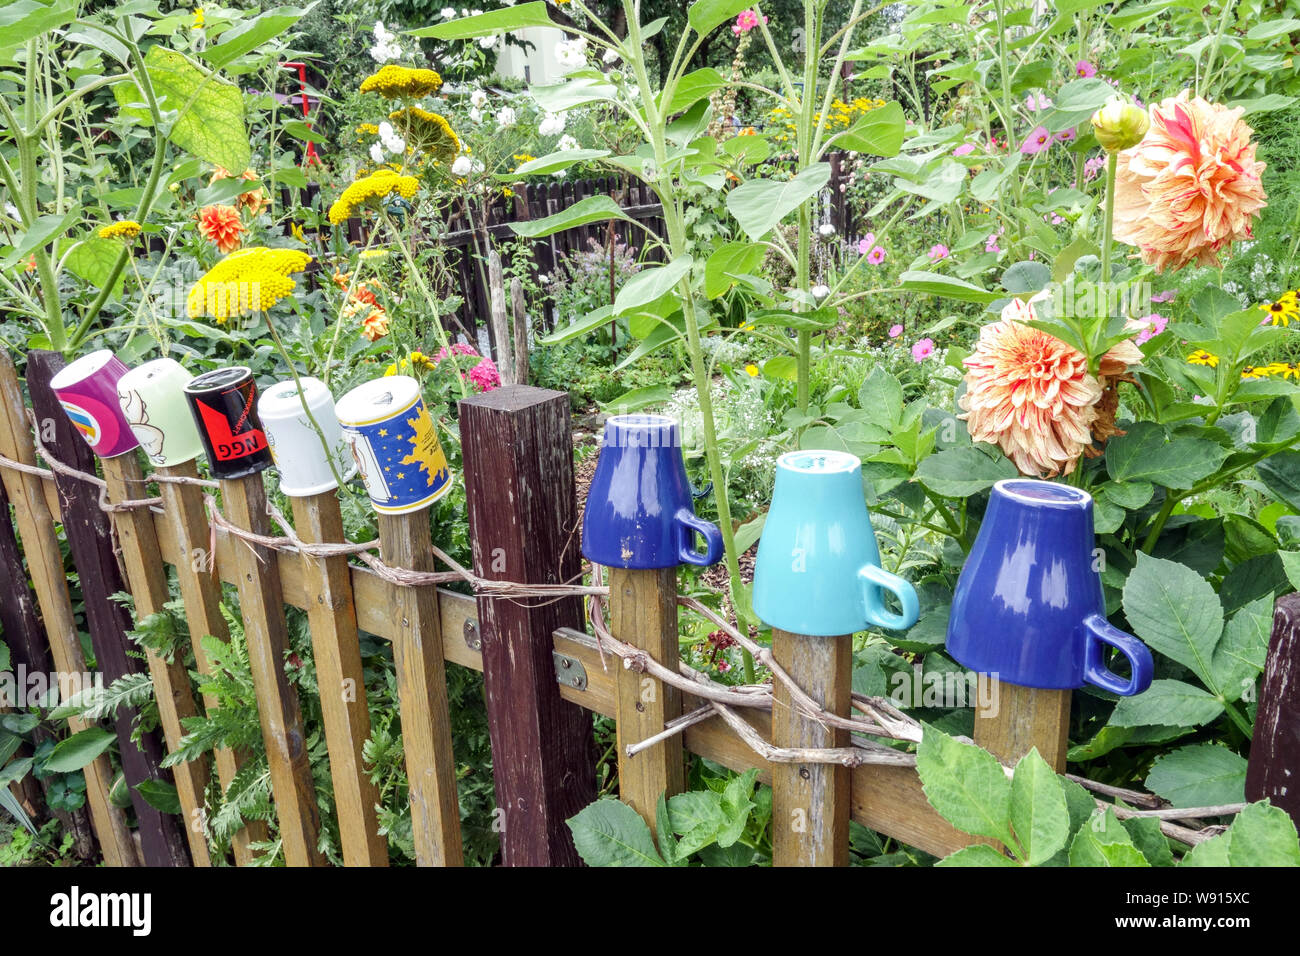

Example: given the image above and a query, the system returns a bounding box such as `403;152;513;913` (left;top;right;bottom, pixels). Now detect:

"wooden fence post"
288;490;388;866
610;566;684;830
771;629;852;867
155;458;266;864
26;351;192;867
0;352;136;866
1247;592;1300;826
461;385;595;867
218;474;324;866
376;510;463;867
100;454;213;866
974;680;1071;771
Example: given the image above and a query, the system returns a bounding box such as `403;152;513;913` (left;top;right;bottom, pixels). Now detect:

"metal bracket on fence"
553;651;588;692
463;618;482;652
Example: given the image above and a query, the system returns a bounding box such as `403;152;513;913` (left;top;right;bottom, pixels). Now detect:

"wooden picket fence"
3;349;1297;866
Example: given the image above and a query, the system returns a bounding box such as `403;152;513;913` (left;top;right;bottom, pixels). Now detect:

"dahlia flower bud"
1091;98;1149;153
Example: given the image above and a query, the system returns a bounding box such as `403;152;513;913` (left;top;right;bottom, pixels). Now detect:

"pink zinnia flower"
888;324;903;339
953;142;976;157
911;338;935;362
1113;91;1268;272
867;246;886;265
1076;60;1097;78
928;243;950;260
1020;125;1052;154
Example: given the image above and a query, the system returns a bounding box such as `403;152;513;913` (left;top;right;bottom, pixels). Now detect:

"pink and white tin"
48;350;140;459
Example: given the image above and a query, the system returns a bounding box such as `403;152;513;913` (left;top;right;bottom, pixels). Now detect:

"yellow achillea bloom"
388;107;460;163
187;247;312;320
360;65;443;99
327;169;419;224
356;123;380;136
1187;349;1219;368
97;220;142;241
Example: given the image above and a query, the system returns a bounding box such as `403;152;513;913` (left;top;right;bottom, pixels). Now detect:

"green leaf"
114;47;250;173
1001;261;1051;295
1180;829;1233;866
936;844;1018;866
1;208;81;269
704;242;765;299
566;798;667;866
0;0;78;60
837;101;905;157
203;5;309;68
763;355;797;381
895;158;966;205
537;305;613;345
281;119;326;144
718;769;758;848
687;0;758;35
665;790;728;857
530;76;618;112
1211;595;1271;702
509;148;610;177
914;446;1018;498
665;68;726;114
509;195;635;239
896;270;1000;304
1146;744;1247;808
598;384;672;414
1120;816;1174;867
43;727;115;774
0;757;34;788
1105;422;1229;489
65;238;126;297
1256;451;1300;511
1108;680;1223;729
1233;93;1298;115
1122;554;1223;691
1068;809;1151;867
1245;19;1300;40
1225;802;1300;866
613;256;693;316
1009;748;1070;865
857;366;904;429
726;164;832;240
733;514;765;554
135;778;182;815
409;2;555;37
916;724;1014;846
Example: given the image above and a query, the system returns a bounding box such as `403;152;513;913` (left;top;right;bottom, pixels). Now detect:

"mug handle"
1081;613;1154;697
675;508;723;567
858;564;920;631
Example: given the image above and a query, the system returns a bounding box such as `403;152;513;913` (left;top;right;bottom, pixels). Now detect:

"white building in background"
494;27;568;86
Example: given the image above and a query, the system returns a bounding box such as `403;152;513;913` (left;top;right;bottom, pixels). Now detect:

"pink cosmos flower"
857;232;876;255
1055;128;1076;143
1084;155;1106;181
953;142;976;157
732;10;766;34
1026;92;1052;111
867;246;886;265
1076;60;1097;78
928;243;950;260
888;324;903;339
911;338;935;362
1134;312;1169;345
1151;289;1176;304
985;231;1002;254
1021;125;1053;154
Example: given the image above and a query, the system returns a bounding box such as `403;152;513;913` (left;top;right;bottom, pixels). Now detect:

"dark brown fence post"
1247;592;1300;826
26;350;192;867
461;385;596;866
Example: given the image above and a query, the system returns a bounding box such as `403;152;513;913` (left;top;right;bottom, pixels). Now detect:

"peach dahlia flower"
1112;90;1266;273
197;204;245;254
959;299;1140;478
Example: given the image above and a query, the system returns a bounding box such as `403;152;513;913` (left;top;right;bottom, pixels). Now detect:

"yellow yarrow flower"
356;123;380;136
388;107;460;163
359;248;390;260
327;169;419;224
97;220;142;241
360;64;443;99
187;247;312;320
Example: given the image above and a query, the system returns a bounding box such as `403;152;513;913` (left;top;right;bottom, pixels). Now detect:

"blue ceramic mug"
752;450;919;637
581;415;723;569
946;479;1154;695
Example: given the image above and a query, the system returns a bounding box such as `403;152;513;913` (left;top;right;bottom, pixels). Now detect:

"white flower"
451;156;473;177
556;133;579;151
818;223;835;237
479;35;497;49
555;37;587;72
471;8;483;14
3;202;18;220
539;273;551;284
811;284;831;299
369;142;386;164
441;7;456;18
470;89;488;108
538;111;565;137
377;121;405;154
495;106;517;127
552;169;567;179
603;48;620;64
468;107;482;124
369;21;403;63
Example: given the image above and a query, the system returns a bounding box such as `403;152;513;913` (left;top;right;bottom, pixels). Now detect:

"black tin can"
183;366;273;479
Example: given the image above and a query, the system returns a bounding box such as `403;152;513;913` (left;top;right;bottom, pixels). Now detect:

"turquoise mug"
753;450;919;637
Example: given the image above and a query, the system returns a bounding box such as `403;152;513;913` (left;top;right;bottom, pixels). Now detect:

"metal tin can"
47;350;140;459
116;358;205;468
334;375;453;515
183;366;273;479
257;376;355;497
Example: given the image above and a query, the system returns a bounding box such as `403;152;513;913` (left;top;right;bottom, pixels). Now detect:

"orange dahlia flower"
360;306;389;341
197;204;245;254
1113;91;1267;273
959;299;1140;478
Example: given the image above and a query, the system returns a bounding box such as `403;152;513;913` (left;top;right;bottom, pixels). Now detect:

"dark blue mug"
946;479;1154;695
581;415;723;570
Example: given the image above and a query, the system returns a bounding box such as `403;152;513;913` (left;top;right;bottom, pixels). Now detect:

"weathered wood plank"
377;511;463;867
1247;593;1300;826
974;679;1071;771
288;491;387;866
461;386;594;866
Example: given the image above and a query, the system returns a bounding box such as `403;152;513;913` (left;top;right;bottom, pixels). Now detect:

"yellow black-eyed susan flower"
1187;349;1219;368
